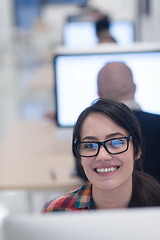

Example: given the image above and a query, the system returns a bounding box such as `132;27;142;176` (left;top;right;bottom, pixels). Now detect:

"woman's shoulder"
41;182;92;212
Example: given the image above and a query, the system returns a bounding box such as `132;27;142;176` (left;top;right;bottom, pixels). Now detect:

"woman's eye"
83;143;97;150
110;140;124;148
84;144;91;149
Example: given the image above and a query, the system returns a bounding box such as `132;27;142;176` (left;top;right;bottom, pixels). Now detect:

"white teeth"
96;167;117;173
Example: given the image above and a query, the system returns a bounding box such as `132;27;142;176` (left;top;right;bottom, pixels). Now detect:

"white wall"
41;4;81;44
139;0;160;41
0;0;14;45
90;0;135;20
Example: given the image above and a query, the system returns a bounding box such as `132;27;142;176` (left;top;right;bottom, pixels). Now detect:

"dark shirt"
133;110;160;181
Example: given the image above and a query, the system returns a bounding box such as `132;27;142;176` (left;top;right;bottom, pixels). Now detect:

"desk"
0;120;83;190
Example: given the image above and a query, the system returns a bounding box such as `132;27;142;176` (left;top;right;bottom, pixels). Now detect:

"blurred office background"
0;0;160;219
1;0;160;141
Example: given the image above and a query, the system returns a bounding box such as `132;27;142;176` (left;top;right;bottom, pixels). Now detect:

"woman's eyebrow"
82;132;125;142
81;136;97;141
105;132;126;139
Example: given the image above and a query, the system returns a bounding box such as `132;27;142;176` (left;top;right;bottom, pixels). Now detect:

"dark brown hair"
129;171;160;207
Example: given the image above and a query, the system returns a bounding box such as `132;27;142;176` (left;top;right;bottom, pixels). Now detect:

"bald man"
97;62;140;109
76;62;160;182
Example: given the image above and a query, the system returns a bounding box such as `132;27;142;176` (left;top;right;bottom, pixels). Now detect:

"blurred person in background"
89;8;117;43
95;14;116;43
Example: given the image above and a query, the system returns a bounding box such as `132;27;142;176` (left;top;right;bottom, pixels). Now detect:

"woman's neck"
92;178;132;209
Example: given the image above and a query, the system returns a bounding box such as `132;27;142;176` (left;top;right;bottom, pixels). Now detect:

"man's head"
97;62;136;102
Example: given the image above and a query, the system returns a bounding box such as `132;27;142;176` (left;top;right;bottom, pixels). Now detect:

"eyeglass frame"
74;136;133;157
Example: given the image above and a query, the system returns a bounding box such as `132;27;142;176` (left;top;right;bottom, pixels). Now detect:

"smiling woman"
42;99;160;212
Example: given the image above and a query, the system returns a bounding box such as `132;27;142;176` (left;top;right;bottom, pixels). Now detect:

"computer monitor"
54;44;160;127
63;19;135;48
2;208;160;240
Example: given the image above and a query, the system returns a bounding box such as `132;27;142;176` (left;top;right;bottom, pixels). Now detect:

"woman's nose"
95;146;112;161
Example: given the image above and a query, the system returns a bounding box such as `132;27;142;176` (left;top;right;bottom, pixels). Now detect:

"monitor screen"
63;19;135;48
54;46;160;127
110;20;135;44
3;208;160;240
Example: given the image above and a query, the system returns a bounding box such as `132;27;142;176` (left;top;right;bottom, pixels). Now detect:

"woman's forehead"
80;112;128;138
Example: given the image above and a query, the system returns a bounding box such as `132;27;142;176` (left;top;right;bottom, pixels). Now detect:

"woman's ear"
135;151;142;161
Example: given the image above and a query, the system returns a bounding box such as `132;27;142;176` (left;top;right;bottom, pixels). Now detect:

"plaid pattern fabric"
42;182;95;212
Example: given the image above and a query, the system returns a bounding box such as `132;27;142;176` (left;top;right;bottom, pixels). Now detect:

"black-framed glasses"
75;136;133;157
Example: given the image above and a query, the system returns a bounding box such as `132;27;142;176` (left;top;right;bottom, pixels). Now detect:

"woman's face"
80;112;137;192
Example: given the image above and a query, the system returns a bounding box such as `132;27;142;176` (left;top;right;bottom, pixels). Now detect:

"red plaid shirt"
42;182;95;212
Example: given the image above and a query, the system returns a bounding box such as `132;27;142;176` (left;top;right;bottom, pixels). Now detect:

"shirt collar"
122;99;141;110
75;182;95;209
